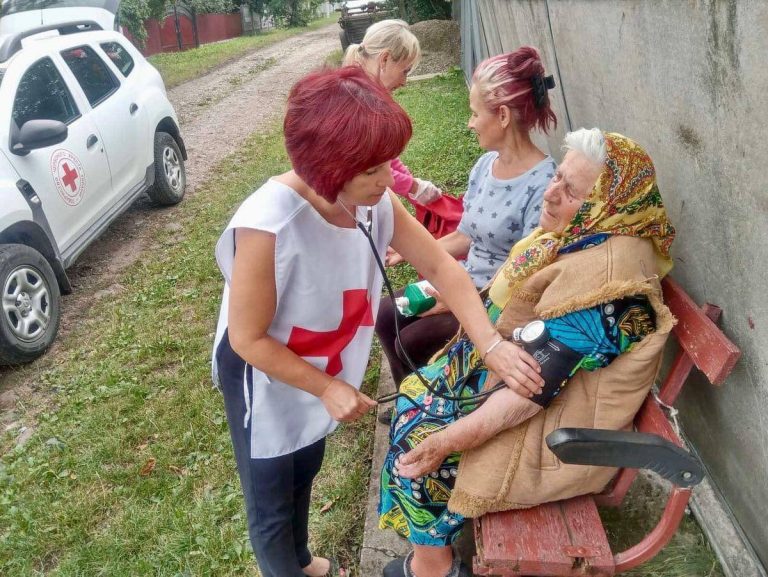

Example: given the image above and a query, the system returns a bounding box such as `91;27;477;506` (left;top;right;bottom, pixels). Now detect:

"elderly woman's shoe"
382;551;469;577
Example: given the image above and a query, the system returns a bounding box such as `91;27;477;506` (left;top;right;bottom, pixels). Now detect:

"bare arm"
436;230;472;260
386;229;470;266
228;228;376;422
388;192;544;397
397;388;542;479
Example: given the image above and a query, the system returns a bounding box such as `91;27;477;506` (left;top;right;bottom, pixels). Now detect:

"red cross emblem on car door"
50;149;87;206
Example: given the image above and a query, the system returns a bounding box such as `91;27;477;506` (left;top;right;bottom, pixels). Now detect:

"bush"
189;0;237;13
119;0;168;45
120;0;237;45
266;0;322;27
387;0;451;23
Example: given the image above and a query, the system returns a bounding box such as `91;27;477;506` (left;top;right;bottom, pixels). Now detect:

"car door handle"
129;103;139;115
86;134;99;149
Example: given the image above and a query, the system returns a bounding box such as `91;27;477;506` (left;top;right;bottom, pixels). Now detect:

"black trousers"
217;330;326;577
375;290;461;385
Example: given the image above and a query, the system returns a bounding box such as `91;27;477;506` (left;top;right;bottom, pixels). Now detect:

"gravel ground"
410;19;460;75
0;23;341;419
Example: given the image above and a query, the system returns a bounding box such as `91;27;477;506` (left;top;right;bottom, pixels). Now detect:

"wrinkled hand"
409;178;443;205
385;246;404;267
483;340;544;398
320;378;377;423
397;433;451;479
417;286;449;317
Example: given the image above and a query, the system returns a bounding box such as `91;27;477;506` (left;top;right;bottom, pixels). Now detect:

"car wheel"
0;244;61;365
339;29;350;51
147;131;186;206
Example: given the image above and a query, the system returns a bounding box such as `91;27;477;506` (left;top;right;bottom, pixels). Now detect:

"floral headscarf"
489;132;676;308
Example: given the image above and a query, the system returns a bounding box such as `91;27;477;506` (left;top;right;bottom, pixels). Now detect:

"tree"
265;0;321;27
119;0;170;44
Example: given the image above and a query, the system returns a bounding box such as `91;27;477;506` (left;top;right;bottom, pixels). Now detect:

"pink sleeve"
390;158;414;196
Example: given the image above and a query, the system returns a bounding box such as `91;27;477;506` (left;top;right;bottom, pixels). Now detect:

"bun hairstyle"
472;46;557;134
284;66;412;202
342;19;421;69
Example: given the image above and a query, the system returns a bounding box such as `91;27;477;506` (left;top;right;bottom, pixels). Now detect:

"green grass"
396;70;482;194
325;48;344;67
149;16;337;88
600;475;724;577
0;70;721;577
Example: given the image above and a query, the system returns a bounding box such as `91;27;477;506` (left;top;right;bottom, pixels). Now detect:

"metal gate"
159;2;198;52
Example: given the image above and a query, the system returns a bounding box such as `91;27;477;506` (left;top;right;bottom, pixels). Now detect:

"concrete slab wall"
457;0;768;568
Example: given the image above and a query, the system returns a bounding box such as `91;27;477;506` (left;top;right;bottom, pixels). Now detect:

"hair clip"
531;74;556;108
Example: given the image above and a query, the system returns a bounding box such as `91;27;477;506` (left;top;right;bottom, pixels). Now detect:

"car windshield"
1;0;119;17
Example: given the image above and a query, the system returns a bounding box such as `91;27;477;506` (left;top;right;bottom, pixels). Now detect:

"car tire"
147;131;186;206
339;29;350;51
0;244;61;365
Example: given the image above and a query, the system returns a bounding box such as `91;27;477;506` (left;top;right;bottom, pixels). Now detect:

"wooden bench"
471;276;741;576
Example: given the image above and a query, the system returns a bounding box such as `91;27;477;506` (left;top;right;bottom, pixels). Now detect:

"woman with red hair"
211;66;543;577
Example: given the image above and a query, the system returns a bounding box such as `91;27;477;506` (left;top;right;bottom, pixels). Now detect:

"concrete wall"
457;0;768;568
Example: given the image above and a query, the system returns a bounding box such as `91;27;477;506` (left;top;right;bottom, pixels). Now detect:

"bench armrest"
546;428;704;488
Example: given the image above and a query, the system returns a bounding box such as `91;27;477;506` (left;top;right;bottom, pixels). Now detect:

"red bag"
412;194;464;239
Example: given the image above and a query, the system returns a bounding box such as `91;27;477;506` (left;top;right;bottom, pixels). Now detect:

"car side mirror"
11;119;68;156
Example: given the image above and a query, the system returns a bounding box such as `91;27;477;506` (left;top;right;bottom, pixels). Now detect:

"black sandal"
382;551;469;577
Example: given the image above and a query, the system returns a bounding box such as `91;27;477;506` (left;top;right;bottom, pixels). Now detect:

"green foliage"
387;0;451;23
119;0;168;44
188;0;237;14
119;0;152;44
266;0;322;27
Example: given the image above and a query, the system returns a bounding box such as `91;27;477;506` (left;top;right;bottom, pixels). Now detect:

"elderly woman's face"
540;151;603;234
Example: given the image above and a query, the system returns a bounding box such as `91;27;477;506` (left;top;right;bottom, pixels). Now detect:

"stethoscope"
340;202;508;419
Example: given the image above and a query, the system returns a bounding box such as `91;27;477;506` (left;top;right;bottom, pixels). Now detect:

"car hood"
0;1;119;41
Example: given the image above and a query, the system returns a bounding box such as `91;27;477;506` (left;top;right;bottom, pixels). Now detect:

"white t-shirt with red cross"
212;179;394;458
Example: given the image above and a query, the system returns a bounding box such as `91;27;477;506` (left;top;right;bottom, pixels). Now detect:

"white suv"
0;6;187;364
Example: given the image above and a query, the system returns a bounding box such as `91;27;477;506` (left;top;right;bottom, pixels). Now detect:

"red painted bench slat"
661;277;739;385
474;496;613;576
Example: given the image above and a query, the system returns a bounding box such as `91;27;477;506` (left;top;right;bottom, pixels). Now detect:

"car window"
100;41;134;77
12;57;80;128
61;45;119;107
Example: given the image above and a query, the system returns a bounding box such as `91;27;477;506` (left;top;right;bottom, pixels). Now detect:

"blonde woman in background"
344;19;442;205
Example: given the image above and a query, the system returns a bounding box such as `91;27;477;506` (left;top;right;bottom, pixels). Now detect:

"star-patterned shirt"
457;152;556;286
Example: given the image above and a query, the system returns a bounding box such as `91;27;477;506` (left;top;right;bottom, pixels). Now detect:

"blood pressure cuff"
527;296;657;408
527;337;583;407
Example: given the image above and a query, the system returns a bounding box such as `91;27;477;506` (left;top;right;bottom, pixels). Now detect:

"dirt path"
0;24;340;424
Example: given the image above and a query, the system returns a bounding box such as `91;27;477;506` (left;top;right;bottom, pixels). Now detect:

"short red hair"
284;66;412;202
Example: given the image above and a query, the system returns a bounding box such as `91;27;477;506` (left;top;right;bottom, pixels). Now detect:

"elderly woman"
379;129;676;577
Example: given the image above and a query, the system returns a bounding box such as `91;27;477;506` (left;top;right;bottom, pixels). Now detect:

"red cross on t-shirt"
286;289;374;376
61;162;79;192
